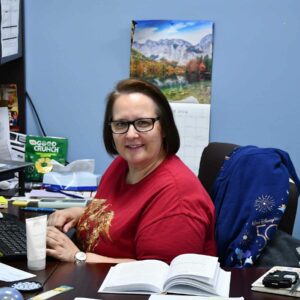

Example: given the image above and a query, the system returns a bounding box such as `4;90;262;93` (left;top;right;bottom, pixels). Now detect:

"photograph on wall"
0;84;19;132
130;20;214;174
130;20;214;104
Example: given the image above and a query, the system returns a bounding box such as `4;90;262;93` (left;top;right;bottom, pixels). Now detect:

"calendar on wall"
171;102;210;174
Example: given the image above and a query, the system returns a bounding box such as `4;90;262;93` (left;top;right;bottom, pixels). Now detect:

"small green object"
25;135;68;182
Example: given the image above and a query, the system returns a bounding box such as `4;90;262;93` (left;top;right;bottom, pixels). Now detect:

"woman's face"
112;92;165;171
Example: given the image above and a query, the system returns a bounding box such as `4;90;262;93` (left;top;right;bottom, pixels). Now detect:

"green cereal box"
25;135;68;182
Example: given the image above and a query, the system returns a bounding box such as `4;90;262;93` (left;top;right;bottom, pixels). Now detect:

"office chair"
198;142;299;235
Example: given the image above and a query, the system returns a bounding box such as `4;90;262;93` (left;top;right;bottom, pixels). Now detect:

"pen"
45;187;85;199
21;207;56;213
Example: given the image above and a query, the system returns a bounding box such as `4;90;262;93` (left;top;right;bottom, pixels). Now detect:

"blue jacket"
211;146;300;268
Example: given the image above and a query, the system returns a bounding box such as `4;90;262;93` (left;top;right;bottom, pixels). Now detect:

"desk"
3;262;288;300
0;206;292;300
0;259;59;299
46;264;294;300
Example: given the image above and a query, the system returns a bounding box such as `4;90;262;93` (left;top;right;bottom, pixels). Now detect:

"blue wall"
24;0;300;238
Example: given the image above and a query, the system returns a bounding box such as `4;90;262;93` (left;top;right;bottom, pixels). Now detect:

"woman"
47;78;216;264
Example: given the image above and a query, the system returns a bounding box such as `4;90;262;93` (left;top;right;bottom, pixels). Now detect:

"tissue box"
43;171;99;191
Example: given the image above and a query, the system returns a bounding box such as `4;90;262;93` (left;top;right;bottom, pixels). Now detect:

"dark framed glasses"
109;117;160;134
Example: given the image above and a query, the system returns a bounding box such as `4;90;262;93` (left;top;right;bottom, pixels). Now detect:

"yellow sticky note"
0;196;8;208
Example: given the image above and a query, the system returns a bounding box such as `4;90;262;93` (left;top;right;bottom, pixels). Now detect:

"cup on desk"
26;215;47;270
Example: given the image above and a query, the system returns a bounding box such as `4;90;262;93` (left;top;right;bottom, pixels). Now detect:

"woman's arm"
46;226;135;263
85;253;135;263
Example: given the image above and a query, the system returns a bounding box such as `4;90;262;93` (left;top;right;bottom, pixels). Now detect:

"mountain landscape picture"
130;20;214;104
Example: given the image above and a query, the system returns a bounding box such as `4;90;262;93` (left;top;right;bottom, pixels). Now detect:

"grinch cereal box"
25;135;68;182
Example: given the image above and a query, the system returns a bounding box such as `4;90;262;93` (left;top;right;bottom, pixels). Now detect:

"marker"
13;200;38;207
21;207;56;213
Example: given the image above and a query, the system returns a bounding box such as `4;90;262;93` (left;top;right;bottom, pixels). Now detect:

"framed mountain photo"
130;20;214;104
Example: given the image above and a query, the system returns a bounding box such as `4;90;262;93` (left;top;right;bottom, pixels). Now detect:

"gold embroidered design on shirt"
77;198;114;252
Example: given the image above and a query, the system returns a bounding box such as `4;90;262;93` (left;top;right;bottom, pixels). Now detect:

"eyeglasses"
109;117;160;134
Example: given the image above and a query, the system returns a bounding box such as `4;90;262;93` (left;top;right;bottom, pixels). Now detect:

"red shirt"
76;155;216;264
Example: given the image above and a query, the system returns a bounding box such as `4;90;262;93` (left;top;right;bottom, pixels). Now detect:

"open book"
98;253;231;297
251;266;300;298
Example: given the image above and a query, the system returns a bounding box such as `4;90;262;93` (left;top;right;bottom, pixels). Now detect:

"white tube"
26;215;47;270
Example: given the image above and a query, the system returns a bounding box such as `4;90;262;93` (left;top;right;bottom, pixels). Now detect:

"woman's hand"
47;207;84;233
46;226;79;262
46;226;135;264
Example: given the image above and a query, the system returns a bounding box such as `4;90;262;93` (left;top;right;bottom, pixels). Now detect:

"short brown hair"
103;78;180;155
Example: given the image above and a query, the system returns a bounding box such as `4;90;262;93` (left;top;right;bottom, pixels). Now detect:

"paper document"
149;296;244;300
10;131;26;161
27;189;66;198
0;0;20;57
0;263;36;282
74;299;101;300
0;107;12;160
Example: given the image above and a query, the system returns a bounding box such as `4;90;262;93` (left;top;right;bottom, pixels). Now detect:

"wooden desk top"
0;259;59;299
0;260;293;300
38;263;289;300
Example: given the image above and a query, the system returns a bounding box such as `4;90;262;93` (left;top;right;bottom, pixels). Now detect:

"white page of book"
165;254;218;287
162;269;230;297
149;295;244;300
76;296;244;300
99;260;169;293
212;269;231;297
171;103;210;175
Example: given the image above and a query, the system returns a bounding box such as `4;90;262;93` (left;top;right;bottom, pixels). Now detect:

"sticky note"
0;196;8;208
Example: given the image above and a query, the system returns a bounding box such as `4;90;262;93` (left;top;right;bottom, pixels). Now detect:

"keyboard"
0;212;27;259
